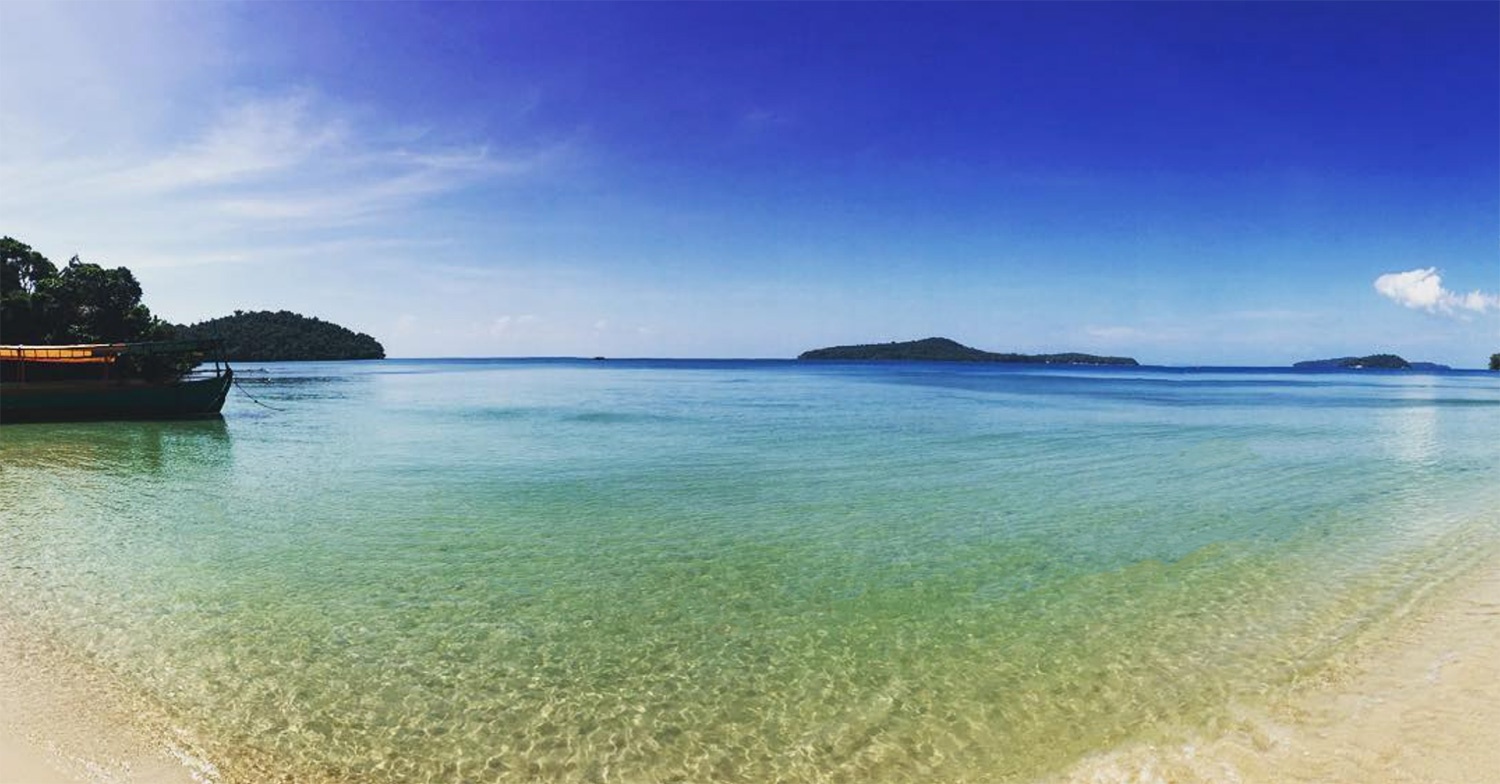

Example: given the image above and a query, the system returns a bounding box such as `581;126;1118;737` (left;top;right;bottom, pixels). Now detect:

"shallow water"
2;360;1497;782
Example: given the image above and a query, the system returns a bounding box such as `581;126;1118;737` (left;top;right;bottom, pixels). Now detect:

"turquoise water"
2;360;1498;782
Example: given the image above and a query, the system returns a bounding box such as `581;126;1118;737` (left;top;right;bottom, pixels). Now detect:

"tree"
2;236;57;294
0;237;170;344
1;236;59;343
42;256;166;343
1490;353;1499;371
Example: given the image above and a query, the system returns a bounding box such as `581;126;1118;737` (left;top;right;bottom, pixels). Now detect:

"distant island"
798;337;1138;365
174;310;385;361
1293;354;1449;371
1491;353;1499;371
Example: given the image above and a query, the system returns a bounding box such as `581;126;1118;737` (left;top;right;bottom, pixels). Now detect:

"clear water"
2;360;1498;782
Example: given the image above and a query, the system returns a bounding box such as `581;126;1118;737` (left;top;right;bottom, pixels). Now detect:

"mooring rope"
231;375;288;412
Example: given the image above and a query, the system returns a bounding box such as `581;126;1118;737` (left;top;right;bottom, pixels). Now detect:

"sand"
5;561;1499;784
1058;558;1500;783
0;614;206;784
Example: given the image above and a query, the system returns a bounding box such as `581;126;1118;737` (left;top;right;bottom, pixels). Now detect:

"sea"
2;359;1498;783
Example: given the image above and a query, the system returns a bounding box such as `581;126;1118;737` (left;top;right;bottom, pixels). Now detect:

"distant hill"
174;310;385;361
798;337;1138;366
1293;354;1449;371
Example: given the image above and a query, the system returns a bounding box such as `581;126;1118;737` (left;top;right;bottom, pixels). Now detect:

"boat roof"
0;339;221;364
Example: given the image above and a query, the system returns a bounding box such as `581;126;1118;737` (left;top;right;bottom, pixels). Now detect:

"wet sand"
0;614;205;784
1059;558;1500;783
5;561;1499;783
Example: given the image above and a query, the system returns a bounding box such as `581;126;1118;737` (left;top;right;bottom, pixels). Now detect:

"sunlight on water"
3;361;1498;782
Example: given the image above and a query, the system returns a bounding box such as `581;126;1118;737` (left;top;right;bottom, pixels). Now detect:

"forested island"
175;310;385;361
4;236;383;362
1491;354;1499;371
798;337;1139;365
1293;355;1449;371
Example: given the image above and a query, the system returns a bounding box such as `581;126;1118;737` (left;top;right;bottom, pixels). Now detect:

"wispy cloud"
2;87;566;267
1373;267;1500;315
92;92;558;230
102;93;348;193
0;2;571;276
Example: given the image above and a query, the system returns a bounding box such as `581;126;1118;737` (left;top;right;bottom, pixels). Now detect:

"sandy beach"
1059;557;1500;783
0;613;204;784
3;557;1497;784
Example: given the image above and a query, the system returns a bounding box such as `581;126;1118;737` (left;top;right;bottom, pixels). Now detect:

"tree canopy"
174;310;385;361
1;236;170;344
1490;353;1499;371
1292;354;1452;371
4;236;384;363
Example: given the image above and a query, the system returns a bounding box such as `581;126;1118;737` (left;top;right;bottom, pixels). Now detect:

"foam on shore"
0;611;211;784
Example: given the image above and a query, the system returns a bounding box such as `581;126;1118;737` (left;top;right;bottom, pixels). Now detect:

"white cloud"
1373;268;1500;315
4;90;558;245
0;2;570;281
103;93;348;193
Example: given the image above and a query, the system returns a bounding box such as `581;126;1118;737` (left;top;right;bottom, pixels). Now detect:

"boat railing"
0;339;230;383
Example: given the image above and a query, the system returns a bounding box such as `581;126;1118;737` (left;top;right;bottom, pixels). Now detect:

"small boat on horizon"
0;339;233;423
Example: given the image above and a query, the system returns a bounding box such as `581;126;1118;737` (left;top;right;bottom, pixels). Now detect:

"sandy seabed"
5;561;1500;784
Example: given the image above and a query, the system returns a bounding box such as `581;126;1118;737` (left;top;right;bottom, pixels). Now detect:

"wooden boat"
0;339;232;423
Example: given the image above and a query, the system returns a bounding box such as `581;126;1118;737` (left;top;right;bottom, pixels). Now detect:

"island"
1491;353;1499;371
1293;355;1450;371
174;310;385;362
798;337;1138;365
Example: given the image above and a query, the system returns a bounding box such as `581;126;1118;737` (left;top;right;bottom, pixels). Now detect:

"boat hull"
0;370;233;423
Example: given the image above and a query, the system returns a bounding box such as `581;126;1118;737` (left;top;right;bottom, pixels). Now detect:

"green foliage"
1345;353;1408;369
798;337;1139;365
4;235;381;376
2;236;58;343
1293;355;1426;370
1;236;170;344
175;310;385;361
1490;354;1499;371
2;236;57;294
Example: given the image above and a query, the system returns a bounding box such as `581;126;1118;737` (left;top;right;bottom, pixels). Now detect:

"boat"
0;339;233;423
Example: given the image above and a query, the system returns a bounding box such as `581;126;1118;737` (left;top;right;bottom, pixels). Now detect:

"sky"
1;2;1496;365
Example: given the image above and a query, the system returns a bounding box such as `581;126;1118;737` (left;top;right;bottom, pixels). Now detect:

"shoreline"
5;559;1499;783
1057;552;1500;783
0;611;208;784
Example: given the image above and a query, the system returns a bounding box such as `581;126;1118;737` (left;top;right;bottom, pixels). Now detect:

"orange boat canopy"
0;340;223;365
0;344;124;364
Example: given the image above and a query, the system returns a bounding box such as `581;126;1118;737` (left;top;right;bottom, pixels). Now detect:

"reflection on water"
0;418;231;474
1380;403;1439;468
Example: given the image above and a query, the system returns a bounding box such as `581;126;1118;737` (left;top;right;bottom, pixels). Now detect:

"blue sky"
2;2;1496;365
